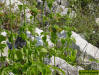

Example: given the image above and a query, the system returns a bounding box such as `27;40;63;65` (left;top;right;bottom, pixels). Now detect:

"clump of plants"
0;0;77;75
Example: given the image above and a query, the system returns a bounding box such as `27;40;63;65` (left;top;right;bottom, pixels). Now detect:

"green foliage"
68;0;99;47
0;0;78;75
18;5;23;11
47;0;54;9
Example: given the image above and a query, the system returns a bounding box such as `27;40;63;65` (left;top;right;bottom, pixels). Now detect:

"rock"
0;46;8;57
61;0;69;7
71;31;99;60
35;28;43;36
6;36;26;49
61;8;68;16
1;0;22;11
69;10;76;18
24;8;33;23
30;28;99;61
55;0;69;7
56;30;99;62
46;35;54;47
26;29;43;46
56;5;66;14
35;36;43;46
26;31;31;38
35;28;54;47
26;30;34;41
26;28;54;47
79;33;86;39
0;0;32;22
44;56;51;64
27;28;99;61
49;56;84;75
76;66;84;70
14;36;27;49
55;0;61;5
52;3;75;17
58;30;67;38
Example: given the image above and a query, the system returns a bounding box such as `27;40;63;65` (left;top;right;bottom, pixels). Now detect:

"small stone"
15;36;26;49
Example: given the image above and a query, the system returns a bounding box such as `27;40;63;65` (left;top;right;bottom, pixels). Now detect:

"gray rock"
52;2;75;17
0;0;32;22
61;0;69;7
56;5;65;14
49;56;84;75
55;0;69;7
31;28;99;61
0;46;8;57
55;0;61;5
71;31;99;60
61;8;68;16
26;28;54;47
69;10;76;18
56;30;99;63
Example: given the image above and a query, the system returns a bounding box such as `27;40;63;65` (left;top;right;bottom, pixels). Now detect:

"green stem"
22;0;26;31
42;1;45;31
9;0;12;34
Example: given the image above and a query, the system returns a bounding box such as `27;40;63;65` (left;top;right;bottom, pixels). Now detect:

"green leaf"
18;5;23;11
15;50;23;61
30;7;38;16
51;31;57;44
61;38;66;45
0;35;6;42
42;35;47;43
41;48;48;53
47;0;54;9
0;44;6;49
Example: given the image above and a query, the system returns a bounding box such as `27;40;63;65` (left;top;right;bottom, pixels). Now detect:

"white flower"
93;31;95;34
1;31;7;37
96;18;99;25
